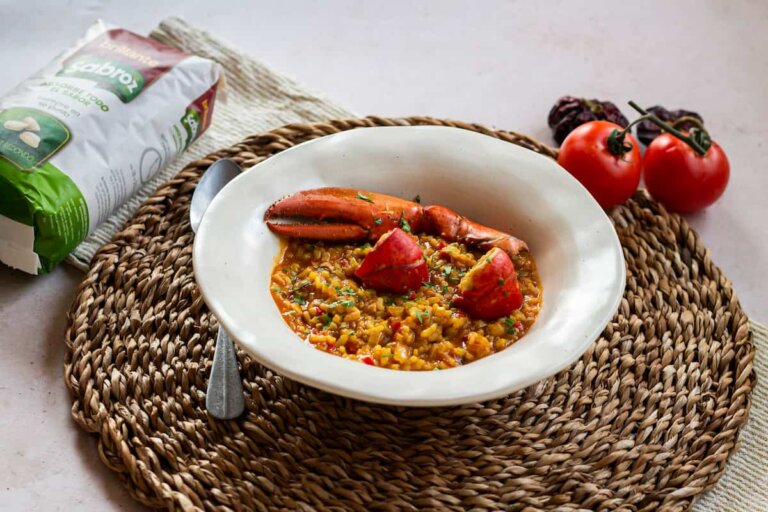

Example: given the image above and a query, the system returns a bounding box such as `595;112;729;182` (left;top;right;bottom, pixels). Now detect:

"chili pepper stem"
583;98;603;114
628;101;710;156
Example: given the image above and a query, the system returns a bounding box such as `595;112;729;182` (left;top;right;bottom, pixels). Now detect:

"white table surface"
1;1;766;510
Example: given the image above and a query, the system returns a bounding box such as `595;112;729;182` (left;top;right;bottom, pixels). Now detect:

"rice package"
0;21;221;273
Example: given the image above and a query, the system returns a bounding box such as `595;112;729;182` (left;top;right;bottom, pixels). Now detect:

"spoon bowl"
191;159;242;233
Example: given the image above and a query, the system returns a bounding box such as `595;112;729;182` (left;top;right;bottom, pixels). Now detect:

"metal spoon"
190;158;245;420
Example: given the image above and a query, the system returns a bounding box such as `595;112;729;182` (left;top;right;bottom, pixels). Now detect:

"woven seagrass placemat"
64;117;755;512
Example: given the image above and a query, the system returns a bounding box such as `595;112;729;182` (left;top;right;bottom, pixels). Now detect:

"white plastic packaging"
0;21;222;273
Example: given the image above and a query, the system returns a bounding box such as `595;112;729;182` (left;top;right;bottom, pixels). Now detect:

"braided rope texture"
64;117;754;511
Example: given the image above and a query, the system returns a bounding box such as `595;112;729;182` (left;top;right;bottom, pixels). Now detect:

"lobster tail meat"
453;247;523;320
354;228;428;293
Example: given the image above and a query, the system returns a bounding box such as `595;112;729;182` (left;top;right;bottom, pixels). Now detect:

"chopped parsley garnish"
442;265;453;276
357;192;374;203
290;276;298;283
503;291;509;297
413;194;421;203
329;299;355;308
335;286;356;296
293;279;311;291
272;285;282;293
414;310;429;323
293;296;306;305
504;317;518;335
322;314;333;329
421;281;434;290
441;285;449;294
400;218;411;233
384;296;395;306
374;217;383;225
486;257;492;264
497;278;504;286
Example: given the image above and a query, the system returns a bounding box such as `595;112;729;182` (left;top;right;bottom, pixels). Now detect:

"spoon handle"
205;325;245;419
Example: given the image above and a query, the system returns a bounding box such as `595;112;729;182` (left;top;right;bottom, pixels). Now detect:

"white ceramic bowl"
194;126;625;406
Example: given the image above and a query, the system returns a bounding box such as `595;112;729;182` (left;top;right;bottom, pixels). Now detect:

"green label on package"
0;107;71;171
57;55;146;103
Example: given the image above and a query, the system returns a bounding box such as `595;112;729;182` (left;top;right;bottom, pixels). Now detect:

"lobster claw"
422;205;528;256
264;188;422;241
264;187;528;256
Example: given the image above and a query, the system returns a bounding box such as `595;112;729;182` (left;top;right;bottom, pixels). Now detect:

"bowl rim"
193;125;626;406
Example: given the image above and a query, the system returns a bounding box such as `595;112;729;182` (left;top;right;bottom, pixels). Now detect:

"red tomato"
643;134;729;213
557;121;642;208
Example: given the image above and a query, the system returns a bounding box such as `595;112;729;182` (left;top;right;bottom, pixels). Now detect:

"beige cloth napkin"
65;17;765;511
694;320;767;511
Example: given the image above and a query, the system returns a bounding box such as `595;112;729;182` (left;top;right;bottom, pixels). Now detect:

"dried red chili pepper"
635;105;704;146
548;96;629;145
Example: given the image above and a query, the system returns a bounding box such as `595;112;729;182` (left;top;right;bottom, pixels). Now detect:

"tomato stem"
628;101;710;156
671;115;705;131
617;116;647;136
606;129;634;156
